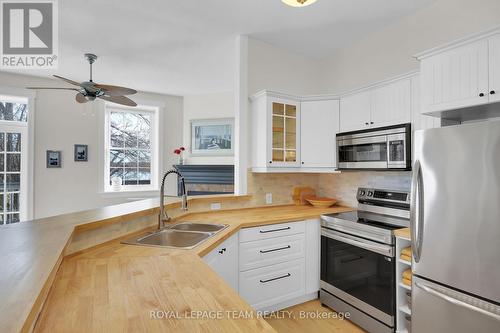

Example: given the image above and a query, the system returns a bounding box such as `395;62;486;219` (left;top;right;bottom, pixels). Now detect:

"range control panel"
357;187;410;205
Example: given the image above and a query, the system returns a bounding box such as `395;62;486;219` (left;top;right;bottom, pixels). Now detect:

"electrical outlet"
265;193;273;204
210;202;221;210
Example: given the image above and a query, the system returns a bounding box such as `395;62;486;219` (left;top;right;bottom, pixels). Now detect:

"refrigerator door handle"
410;159;424;262
415;282;500;322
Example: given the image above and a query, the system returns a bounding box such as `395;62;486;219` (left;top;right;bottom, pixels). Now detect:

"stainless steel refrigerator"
411;120;500;332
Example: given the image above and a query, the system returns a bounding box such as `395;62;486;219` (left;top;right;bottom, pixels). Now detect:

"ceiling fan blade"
98;95;137;107
75;93;88;103
93;84;137;96
53;75;82;87
26;87;80;91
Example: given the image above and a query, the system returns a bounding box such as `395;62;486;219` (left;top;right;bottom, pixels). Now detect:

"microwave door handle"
415;282;500;322
410;160;424;262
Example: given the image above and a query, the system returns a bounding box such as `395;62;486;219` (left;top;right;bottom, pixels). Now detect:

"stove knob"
359;190;366;196
368;191;373;197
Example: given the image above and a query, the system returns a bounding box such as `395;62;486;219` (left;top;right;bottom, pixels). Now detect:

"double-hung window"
104;105;159;192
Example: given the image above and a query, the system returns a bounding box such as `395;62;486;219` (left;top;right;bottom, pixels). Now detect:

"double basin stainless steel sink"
122;222;228;249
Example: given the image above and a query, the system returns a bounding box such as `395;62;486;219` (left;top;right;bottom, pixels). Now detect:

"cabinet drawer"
239;234;305;271
239;259;305;310
239;221;305;243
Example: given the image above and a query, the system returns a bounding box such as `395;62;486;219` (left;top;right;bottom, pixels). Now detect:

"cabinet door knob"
365;122;369;125
218;250;224;254
269;161;272;164
301;161;304;165
370;122;374;125
491;90;496;95
479;93;485;97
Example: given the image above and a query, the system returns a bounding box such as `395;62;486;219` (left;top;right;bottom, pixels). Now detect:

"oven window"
339;142;387;163
321;236;394;315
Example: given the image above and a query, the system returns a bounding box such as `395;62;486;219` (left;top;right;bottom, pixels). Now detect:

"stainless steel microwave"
336;123;411;170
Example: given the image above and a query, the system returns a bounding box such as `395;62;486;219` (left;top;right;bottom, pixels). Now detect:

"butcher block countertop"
394;227;411;240
33;205;354;333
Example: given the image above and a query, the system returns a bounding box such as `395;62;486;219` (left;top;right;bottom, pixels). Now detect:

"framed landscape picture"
190;118;234;156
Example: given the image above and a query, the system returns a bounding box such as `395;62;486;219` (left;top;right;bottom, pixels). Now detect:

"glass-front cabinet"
271;101;299;166
249;91;302;171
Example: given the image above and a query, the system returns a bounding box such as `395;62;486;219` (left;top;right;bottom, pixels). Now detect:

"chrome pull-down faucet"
159;170;188;230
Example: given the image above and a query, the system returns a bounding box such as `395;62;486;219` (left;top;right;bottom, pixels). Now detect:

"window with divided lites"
104;106;158;191
272;102;297;163
0;95;28;224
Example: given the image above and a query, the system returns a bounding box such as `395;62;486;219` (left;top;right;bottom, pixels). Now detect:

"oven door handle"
321;229;394;257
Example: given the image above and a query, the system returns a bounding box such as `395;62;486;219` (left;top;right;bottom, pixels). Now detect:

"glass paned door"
0;126;27;224
271;102;298;164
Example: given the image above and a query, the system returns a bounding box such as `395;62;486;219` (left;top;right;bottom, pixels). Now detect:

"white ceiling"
8;0;435;95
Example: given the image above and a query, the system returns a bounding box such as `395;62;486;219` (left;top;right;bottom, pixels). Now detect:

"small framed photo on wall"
190;118;234;156
46;150;61;168
74;144;88;162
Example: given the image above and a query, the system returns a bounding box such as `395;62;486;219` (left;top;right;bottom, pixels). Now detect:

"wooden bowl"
305;196;337;208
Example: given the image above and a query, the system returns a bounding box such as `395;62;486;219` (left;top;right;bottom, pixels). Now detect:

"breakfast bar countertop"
32;204;355;333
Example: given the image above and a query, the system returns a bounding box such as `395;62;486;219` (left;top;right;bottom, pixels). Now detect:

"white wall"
182;92;234;165
0;72;183;219
247;38;322;97
318;0;500;93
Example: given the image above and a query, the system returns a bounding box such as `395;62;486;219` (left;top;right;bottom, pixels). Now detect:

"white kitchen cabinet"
203;233;239;291
339;90;371;132
250;91;301;170
238;220;318;312
370;78;411;128
411;74;440;132
489;34;500;103
300;100;339;168
419;39;489;114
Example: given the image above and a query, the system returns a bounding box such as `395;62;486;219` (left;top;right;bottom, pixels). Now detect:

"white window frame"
0;88;35;222
103;104;159;193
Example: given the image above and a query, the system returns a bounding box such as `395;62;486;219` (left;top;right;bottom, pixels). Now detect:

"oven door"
320;228;395;326
337;135;388;169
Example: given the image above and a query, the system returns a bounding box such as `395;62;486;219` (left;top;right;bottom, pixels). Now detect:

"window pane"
0;195;3;212
123;168;138;185
6;213;20;224
0;133;4;151
6;193;19;212
285;104;296;117
138;168;151;185
6;174;20;191
137;114;151;149
0;101;28;122
0;153;4;172
7;133;21;152
138;151;151;167
109;168;123;184
272;102;284;115
6;153;20;172
123;113;139;148
124;150;137;167
110;112;125;147
0;175;3;192
110;150;124;167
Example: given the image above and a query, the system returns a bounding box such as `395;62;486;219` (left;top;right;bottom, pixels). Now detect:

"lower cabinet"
202;219;321;312
203;233;239;291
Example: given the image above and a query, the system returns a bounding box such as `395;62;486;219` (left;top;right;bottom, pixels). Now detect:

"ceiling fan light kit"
27;53;138;107
282;0;317;7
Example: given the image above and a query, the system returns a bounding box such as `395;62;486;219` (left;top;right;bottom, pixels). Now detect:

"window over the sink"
104;104;159;192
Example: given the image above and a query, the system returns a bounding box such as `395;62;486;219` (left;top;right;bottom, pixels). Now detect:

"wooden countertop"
0;194;247;333
395;227;411;240
32;205;354;332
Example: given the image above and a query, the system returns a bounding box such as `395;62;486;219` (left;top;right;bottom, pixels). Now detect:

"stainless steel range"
320;187;410;333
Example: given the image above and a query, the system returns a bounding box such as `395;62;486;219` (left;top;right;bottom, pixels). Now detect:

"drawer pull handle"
259;273;291;284
259;227;291;234
260;245;291;254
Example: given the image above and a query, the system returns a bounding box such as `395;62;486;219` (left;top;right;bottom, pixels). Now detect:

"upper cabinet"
301;100;339;168
339;77;412;133
416;28;500;119
339;90;371;132
250;91;339;172
489;34;500;103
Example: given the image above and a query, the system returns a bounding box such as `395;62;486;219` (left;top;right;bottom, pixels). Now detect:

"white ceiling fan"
27;53;138;107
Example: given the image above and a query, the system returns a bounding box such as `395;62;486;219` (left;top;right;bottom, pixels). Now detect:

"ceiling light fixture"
281;0;317;7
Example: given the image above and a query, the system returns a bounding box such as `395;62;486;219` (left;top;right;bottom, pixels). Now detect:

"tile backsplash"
318;171;412;207
247;169;411;208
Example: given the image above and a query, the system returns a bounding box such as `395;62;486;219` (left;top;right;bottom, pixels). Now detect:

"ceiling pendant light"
281;0;317;7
